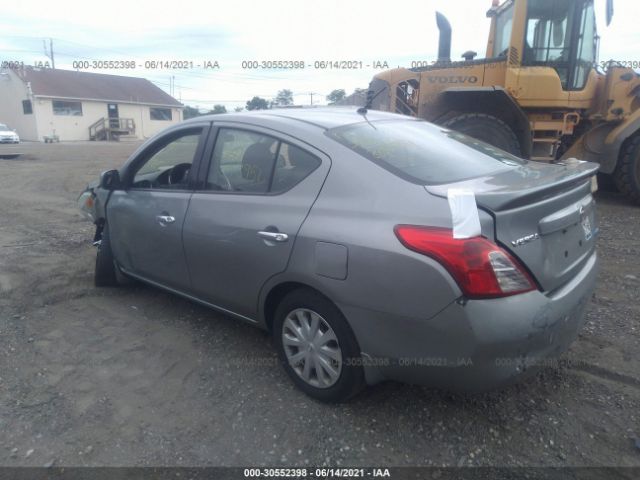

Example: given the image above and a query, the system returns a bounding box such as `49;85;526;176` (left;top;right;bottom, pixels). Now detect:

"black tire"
273;289;365;403
94;222;119;287
596;172;618;193
442;113;522;156
613;134;640;204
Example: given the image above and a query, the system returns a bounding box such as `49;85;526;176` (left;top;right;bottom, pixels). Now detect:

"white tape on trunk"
447;188;481;239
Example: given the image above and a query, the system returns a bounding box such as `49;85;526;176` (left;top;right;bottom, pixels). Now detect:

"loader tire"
613;134;640;205
442;113;522;157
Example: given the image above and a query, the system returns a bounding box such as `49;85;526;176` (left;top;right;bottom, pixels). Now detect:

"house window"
52;100;83;116
150;108;172;121
22;100;33;115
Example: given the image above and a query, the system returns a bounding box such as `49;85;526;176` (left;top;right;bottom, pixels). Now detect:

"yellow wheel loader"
367;0;640;203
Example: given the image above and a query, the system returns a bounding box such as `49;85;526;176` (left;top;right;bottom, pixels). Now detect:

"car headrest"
241;143;274;182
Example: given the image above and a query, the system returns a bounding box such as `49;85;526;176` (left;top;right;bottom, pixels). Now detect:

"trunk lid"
426;160;599;293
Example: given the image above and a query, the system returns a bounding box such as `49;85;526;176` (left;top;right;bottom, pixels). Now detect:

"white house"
0;67;183;142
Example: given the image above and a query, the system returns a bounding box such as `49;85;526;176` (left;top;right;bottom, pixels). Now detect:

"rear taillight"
394;225;536;299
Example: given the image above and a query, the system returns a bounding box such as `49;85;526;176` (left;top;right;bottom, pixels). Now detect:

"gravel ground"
0;142;639;468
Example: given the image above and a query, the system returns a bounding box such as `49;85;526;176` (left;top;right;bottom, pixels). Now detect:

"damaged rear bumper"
351;251;598;391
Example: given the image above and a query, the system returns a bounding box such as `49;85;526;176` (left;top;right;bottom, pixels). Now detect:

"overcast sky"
1;0;637;110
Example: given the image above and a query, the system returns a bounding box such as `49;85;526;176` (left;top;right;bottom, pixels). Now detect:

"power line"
180;98;276;102
1;48;49;54
4;35;333;107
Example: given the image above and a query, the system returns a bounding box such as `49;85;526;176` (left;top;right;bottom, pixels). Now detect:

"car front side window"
131;129;202;190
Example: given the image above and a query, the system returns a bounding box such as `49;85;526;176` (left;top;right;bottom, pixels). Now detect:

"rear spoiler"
425;160;599;211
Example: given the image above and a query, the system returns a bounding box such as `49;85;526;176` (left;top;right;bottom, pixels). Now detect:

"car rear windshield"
326;119;526;185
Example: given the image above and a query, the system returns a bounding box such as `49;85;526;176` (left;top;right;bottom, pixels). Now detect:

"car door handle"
258;231;289;242
156;215;176;225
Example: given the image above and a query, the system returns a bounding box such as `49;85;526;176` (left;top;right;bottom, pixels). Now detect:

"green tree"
273;89;294;107
327;89;346;104
246;96;270;110
209;104;227;114
183;105;201;119
234;106;244;112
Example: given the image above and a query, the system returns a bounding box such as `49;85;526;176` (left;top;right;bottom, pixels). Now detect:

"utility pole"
310;92;313;106
43;38;55;68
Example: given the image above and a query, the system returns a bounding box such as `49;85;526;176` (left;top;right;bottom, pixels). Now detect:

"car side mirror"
99;169;122;190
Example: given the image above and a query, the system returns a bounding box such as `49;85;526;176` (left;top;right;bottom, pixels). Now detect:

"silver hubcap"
282;308;342;388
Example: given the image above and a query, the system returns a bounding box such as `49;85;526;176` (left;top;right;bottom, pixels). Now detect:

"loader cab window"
523;0;595;90
494;3;514;58
395;80;419;116
572;1;596;90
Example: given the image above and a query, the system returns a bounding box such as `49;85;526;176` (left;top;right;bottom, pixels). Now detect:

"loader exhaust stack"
436;12;452;63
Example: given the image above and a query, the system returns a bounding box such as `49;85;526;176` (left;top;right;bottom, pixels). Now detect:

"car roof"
183;106;413;131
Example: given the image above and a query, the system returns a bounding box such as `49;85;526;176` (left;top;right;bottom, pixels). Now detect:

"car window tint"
206;129;278;193
270;143;321;193
132;131;201;189
327;120;525;185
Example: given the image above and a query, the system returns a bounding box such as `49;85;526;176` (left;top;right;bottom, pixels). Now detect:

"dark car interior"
132;162;192;189
130;131;201;189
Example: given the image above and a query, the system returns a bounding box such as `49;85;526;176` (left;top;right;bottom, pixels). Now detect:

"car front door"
182;124;330;319
107;124;210;291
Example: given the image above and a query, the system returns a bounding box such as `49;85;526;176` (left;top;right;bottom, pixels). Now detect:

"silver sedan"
79;107;599;402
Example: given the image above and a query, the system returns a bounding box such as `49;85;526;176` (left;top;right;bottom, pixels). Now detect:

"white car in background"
0;124;20;143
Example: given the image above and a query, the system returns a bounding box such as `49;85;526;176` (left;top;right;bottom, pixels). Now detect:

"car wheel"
442;113;522;157
95;222;119;287
614;134;640;205
274;289;365;403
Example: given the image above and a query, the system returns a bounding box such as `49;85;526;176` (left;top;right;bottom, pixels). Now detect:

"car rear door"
182;123;330;319
107;123;210;291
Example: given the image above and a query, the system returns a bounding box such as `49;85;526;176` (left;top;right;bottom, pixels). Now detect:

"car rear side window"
205;128;320;194
270;143;321;194
326;120;525;185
